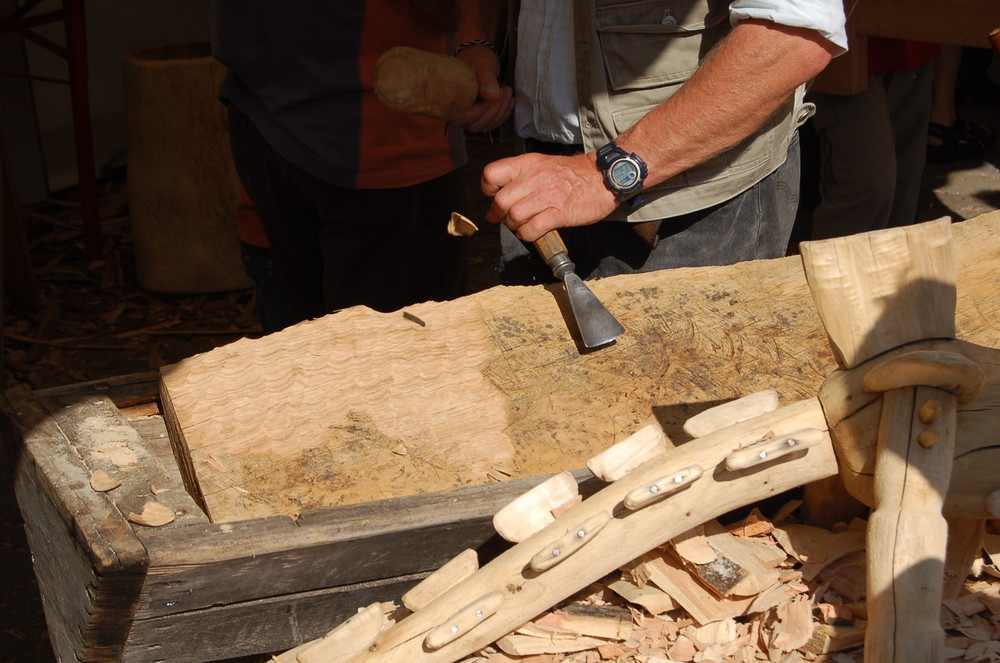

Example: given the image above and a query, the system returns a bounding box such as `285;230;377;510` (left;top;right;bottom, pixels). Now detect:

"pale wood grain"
162;214;1000;525
802;219;986;663
799;218;956;370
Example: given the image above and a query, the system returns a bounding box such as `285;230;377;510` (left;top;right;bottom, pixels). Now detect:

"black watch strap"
595;142;626;169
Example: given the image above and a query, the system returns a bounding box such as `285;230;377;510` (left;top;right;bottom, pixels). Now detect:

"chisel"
533;230;624;348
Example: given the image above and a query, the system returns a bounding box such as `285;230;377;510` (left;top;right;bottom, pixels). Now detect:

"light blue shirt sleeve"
729;0;849;55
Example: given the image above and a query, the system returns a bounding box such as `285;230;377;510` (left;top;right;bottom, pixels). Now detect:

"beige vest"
572;0;813;222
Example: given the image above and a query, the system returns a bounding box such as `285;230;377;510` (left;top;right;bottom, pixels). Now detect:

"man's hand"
452;44;514;133
481;152;619;241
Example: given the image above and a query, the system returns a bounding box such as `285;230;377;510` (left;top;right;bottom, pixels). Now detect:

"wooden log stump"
124;43;251;293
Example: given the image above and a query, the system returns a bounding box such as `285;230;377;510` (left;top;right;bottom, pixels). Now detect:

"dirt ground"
2;67;999;661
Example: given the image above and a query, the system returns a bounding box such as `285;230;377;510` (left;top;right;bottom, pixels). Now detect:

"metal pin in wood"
624;465;704;510
724;428;825;471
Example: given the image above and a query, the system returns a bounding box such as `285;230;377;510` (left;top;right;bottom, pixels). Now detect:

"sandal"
927;118;996;163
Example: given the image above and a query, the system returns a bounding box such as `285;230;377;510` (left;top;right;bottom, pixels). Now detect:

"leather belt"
522;137;583;156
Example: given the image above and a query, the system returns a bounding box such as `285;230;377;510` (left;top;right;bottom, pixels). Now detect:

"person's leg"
302;168;471;314
808;80;896;240
238;240;296;333
227;104;326;322
883;63;934;227
637;132;802;272
407;168;471;304
928;45;996;162
930;45;962;128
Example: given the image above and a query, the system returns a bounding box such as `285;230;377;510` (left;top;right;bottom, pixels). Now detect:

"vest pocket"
595;0;729;91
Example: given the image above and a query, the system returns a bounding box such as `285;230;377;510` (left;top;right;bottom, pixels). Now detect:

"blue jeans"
499;133;801;284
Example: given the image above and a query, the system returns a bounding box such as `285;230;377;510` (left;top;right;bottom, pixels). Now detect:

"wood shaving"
89;469;120;492
447;212;478;236
127;501;176;527
458;515;1000;663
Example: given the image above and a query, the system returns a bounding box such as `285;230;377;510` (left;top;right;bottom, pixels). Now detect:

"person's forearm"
451;0;514;133
616;19;836;188
481;19;838;241
455;0;506;45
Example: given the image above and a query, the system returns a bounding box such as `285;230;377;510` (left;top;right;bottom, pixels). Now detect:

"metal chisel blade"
562;272;625;348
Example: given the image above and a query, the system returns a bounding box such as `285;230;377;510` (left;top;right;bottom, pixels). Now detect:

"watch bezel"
597;141;648;206
608;157;642;191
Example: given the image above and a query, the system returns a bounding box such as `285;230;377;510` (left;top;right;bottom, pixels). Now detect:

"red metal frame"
1;0;101;261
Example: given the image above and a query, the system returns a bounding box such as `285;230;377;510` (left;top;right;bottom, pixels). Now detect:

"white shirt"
515;0;849;143
514;0;579;143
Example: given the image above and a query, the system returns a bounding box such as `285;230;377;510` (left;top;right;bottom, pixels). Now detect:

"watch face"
609;158;640;189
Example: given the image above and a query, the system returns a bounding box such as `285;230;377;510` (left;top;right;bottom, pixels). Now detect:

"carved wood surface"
161;212;1000;524
275;398;839;663
800;219;995;663
818;338;1000;516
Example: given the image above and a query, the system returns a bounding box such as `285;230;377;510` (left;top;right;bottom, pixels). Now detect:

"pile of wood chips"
385;509;1000;663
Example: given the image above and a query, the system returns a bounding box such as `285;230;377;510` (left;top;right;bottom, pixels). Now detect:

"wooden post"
800;219;985;663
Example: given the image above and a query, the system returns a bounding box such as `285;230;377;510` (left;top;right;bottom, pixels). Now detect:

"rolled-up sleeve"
729;0;848;54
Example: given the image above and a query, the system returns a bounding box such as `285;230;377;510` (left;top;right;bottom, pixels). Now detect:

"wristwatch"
596;141;648;208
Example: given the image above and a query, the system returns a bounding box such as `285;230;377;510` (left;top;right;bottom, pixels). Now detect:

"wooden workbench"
4;211;999;663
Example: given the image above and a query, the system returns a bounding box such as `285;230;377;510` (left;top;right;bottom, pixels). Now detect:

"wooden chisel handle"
533;230;574;279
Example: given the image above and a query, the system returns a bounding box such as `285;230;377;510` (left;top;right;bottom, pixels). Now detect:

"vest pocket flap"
596;0;729;90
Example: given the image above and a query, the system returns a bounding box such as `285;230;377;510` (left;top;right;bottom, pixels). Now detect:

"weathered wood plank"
35;370;160;407
131;470;596;620
120;573;425;663
1;384;148;662
13;453;119;663
39;394;207;528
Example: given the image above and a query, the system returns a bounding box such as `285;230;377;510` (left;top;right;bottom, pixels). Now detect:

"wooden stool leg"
865;386;955;663
943;517;985;599
801;474;869;529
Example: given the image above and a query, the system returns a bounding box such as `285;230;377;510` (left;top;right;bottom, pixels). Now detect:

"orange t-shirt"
215;0;466;189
